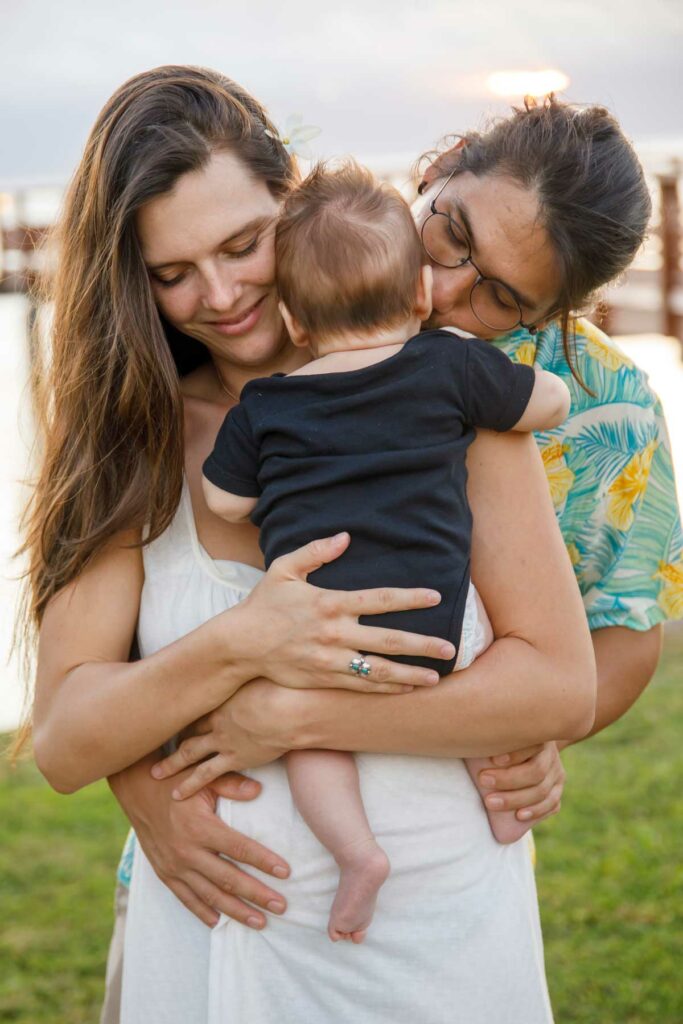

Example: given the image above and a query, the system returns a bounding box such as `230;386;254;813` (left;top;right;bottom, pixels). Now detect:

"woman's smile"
205;295;268;336
137;150;286;366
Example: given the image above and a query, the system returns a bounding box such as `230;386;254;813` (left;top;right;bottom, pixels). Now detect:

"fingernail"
401;685;415;693
247;916;265;929
333;532;348;542
272;865;289;879
440;643;455;658
493;754;510;766
267;900;285;914
480;774;496;789
427;590;441;604
426;672;440;685
239;780;259;795
171;789;181;800
486;796;504;810
518;810;533;820
151;765;163;779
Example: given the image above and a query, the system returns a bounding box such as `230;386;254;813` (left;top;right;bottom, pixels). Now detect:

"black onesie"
203;329;535;674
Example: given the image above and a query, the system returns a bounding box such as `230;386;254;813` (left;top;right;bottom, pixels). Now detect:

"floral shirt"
493;317;683;631
116;318;683;889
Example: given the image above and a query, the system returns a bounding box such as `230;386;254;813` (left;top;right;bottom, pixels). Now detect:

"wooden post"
659;170;681;343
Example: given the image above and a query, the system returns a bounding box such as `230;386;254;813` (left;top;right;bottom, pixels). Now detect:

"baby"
202;161;570;945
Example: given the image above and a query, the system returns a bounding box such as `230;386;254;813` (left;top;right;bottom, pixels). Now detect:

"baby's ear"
415;265;433;322
279;301;309;347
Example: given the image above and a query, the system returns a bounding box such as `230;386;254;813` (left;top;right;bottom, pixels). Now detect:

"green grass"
537;628;683;1023
1;631;682;1022
0;757;128;1021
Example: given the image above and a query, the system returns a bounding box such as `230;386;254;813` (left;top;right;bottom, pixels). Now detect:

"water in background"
1;296;33;731
1;295;683;732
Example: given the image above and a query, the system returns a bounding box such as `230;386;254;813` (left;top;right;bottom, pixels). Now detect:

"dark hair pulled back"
419;95;652;381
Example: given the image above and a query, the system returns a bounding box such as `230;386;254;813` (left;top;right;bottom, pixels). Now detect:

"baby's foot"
328;838;390;944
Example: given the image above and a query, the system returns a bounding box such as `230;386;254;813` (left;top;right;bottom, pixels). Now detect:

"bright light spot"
486;69;570;98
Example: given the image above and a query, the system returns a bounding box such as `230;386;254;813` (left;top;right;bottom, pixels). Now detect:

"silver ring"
349;655;371;678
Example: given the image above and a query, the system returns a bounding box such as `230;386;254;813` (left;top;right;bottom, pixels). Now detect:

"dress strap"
180;477;265;592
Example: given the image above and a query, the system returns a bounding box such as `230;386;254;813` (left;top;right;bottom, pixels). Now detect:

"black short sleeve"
202;402;261;498
463;337;536;432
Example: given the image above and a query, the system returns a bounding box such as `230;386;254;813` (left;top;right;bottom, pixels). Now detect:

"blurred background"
1;2;682;1021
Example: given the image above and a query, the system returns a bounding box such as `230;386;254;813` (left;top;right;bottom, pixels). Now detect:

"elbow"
559;694;596;742
532;372;571;429
33;724;89;795
550;657;597;742
34;751;81;795
547;383;572;429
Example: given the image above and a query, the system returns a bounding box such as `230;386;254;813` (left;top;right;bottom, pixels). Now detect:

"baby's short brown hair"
275;160;423;342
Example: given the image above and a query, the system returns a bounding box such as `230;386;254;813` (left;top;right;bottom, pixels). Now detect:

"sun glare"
486;69;570;98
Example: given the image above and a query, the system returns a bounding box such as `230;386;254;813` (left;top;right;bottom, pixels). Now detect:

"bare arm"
32;531;253;791
33;529;451;793
513;370;570;432
166;430;597;785
467;622;663;824
282;430;596;757
574;623;661;742
116;429;595;928
202;475;258;524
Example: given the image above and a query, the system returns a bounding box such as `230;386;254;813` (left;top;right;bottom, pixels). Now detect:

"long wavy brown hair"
13;65;295;751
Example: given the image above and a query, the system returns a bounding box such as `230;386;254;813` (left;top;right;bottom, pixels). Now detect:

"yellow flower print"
541;440;575;507
654;555;683;618
581;322;634;372
515;341;537;367
606;440;658;531
566;542;581;566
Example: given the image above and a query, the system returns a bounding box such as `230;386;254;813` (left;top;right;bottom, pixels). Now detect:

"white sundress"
121;479;553;1024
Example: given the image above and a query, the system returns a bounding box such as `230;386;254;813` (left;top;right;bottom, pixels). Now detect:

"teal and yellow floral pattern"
495;318;683;632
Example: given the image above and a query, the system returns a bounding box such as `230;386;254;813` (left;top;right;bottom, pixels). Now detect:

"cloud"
0;0;680;181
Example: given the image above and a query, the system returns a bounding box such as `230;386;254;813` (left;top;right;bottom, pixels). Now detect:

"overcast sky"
1;0;681;184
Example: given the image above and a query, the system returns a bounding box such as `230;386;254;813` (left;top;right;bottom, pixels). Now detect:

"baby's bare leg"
286;749;390;943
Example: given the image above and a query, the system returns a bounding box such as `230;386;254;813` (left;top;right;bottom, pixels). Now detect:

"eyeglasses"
420;170;543;334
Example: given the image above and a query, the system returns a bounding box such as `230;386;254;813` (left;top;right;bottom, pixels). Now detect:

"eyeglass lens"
421;212;523;331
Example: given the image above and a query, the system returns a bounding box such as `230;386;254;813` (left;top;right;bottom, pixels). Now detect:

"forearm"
108;750;161;832
281;434;597;761
34;605;254;792
562;624;662;747
270;632;595;761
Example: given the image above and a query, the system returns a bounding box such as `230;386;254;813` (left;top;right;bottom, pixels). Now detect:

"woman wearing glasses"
410;106;681;833
28;68;679;1023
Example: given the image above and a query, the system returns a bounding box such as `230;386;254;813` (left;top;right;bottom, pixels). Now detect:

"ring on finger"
349;654;372;678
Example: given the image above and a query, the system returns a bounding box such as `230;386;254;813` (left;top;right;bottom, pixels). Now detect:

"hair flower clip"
266;114;321;160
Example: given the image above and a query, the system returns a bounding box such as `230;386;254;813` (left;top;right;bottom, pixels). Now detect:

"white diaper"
455;582;494;670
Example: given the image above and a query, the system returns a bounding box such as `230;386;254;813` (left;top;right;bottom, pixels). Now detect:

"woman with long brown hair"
22;64;672;1022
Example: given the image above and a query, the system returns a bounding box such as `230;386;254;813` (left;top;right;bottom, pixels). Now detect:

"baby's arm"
202;475;258;524
202;397;261;518
462;337;570;435
511;369;570;432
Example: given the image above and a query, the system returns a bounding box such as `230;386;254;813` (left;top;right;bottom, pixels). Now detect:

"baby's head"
275;160;431;352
